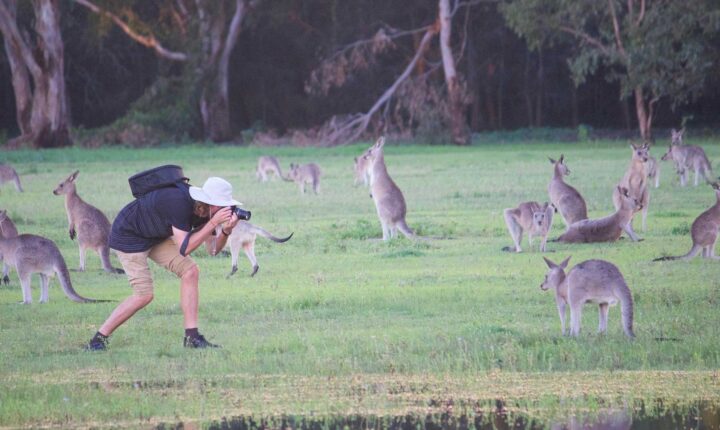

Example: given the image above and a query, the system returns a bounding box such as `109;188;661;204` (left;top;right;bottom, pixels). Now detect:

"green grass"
1;139;720;427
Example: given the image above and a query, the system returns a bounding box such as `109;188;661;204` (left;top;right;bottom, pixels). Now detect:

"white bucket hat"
189;177;242;207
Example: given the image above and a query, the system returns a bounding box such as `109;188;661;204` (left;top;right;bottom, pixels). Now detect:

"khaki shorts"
115;238;197;296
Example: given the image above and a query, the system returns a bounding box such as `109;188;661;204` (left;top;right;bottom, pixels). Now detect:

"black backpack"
128;165;189;198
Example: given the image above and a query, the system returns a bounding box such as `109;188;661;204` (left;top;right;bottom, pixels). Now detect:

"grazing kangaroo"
52;171;123;274
256;156;283;182
661;129;713;186
0;209;19;285
284;163;322;194
654;182;720;261
353;155;371;187
0;234;107;303
540;256;635;338
547;155;588;228
206;222;293;277
502;201;554;252
0;164;23;192
557;186;643;243
362;136;416;240
612;143;650;239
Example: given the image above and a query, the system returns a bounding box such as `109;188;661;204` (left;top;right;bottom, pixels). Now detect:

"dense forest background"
1;0;719;147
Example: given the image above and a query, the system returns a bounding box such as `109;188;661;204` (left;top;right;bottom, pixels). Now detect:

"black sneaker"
84;337;108;351
183;334;221;349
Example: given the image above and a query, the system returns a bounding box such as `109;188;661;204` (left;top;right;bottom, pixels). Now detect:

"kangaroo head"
671;128;684;146
617;186;643;212
540;256;570;291
363;136;386;166
630;142;649;163
532;203;550;228
549;154;569;176
53;170;79;195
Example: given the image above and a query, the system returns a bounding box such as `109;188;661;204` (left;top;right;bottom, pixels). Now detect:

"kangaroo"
362;136;416;240
645;154;660;188
284;163;322;194
661;129;713;186
557;186;643;243
256;156;283;182
547;155;588;228
0;164;23;192
0;209;19;285
206;222;293;277
502;201;554;252
612;143;650;239
0;234;108;303
654;182;720;261
353;155;371;187
540;256;635;338
52;171;124;274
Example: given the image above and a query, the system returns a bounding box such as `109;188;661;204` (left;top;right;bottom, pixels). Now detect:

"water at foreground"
156;401;719;430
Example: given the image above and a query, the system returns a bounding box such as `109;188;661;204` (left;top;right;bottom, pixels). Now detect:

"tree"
0;0;71;148
501;0;720;139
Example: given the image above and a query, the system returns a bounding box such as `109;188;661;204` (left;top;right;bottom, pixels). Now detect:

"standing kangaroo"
0;209;19;285
284;163;322;194
362;136;416;240
557;186;643;243
206;222;293;277
256;156;283;182
353;155;371;187
654;182;720;261
52;171;124;274
540;256;635;338
0;234;107;303
502;201;554;252
661;129;713;186
612;143;650;240
547;155;588;228
645;154;660;188
0;164;23;192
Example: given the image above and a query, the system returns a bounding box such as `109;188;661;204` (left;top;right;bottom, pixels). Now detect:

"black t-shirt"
109;184;207;253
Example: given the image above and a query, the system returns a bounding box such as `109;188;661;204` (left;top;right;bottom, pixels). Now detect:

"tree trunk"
634;86;651;140
0;0;71;148
438;0;469;145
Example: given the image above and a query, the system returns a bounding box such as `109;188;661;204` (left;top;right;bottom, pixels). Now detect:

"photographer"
85;177;241;350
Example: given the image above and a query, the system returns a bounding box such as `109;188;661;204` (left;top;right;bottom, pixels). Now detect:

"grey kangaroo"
0;234;107;303
353;155;371;187
557;186;643;244
540;256;635;338
502;201;554;252
285;163;322;194
612;143;650;240
0;209;19;285
206;222;293;277
0;164;23;192
645;153;660;189
52;171;124;274
548;155;588;228
654;182;720;261
256;156;283;182
361;136;416;240
661;129;713;187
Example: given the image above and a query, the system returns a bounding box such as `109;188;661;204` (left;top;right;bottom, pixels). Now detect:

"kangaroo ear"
69;170;79;181
543;256;557;269
375;136;385;148
559;154;564;163
354;157;358;162
548;157;556;164
542;202;549;210
559;256;571;269
630;143;637;151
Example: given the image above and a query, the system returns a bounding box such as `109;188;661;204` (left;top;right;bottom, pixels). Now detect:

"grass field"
1;138;720;428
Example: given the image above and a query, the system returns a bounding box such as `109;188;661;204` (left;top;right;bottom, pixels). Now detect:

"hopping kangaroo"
612;143;650;239
53;171;123;273
557;186;643;243
0;164;23;192
540;256;635;338
661;129;713;186
548;155;588;228
256;156;283;182
502;202;554;252
654;182;720;261
362;136;416;240
353;155;371;187
206;222;293;277
0;234;107;303
285;163;322;194
0;209;19;285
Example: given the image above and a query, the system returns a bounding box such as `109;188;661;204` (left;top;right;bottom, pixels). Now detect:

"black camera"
230;206;251;221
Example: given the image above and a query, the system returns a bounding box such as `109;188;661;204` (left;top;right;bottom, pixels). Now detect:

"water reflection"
155;401;719;430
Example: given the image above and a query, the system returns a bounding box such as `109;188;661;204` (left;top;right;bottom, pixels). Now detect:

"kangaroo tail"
620;285;635;339
396;219;416;239
13;173;23;192
251;226;294;243
56;260;111;303
100;246;125;274
653;244;702;261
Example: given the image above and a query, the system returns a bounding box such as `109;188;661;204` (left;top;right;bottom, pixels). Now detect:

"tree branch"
607;0;627;57
558;25;611;56
636;0;646;26
72;0;188;61
0;1;42;78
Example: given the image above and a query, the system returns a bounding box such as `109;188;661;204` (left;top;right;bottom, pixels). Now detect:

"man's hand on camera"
210;207;234;229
